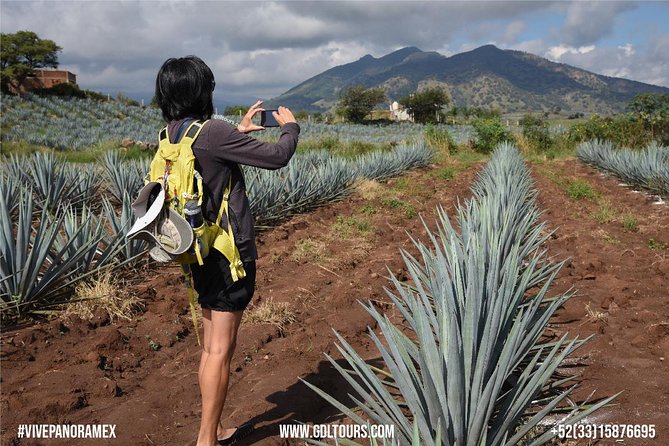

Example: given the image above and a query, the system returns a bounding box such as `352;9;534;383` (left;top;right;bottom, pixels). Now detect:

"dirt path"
2;156;668;446
532;159;669;445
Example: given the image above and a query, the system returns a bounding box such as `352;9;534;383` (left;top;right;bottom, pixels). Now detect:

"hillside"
267;45;669;114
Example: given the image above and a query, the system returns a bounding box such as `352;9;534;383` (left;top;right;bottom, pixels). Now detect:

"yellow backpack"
147;119;246;342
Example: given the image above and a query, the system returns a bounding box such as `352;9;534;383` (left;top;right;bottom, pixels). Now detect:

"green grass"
332;215;373;239
452;149;487;168
294;137;395;158
648;239;668;250
381;197;404;209
622;213;639;232
403;205;417;219
381;197;418;219
566;179;599;200
358;204;377;215
593;201;616;224
1;140;50;157
1;140;153;163
597;229;622;246
392;177;409;192
435;166;456;181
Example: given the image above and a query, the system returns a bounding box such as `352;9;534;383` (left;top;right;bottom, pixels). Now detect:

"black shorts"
191;248;256;312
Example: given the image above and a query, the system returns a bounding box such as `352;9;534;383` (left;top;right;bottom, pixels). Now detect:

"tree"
1;31;62;93
223;105;248;116
399;87;450;124
336;85;386;123
627;93;669;145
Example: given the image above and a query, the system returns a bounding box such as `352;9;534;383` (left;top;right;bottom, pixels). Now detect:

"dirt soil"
1;158;668;446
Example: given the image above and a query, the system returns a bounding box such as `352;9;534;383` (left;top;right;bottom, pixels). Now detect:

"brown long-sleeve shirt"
167;118;300;261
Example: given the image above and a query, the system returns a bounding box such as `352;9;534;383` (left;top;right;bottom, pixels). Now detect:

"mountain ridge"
266;45;669;114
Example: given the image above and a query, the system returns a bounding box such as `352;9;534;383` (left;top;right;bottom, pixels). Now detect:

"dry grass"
581;301;608;326
593;228;621;246
64;271;144;322
354;179;384;200
290;238;328;263
243;298;296;332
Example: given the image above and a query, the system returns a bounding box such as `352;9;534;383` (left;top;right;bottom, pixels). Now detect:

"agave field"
1;94;162;149
2;94;669;446
0;141;433;318
1;94;474;150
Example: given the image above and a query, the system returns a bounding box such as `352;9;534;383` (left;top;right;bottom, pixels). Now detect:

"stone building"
12;69;77;93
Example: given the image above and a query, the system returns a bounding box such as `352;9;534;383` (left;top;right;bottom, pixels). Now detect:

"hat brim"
128;208;194;256
127;182;165;238
126;181;194;258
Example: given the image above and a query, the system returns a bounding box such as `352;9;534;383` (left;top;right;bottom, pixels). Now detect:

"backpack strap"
180;264;201;346
158;119;208;144
180;120;208;144
212;174;246;282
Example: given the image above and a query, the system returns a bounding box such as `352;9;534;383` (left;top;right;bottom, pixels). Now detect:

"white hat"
126;182;193;262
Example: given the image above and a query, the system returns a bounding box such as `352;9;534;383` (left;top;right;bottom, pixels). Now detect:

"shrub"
424;124;457;153
568;114;652;149
520;114;553;152
32;82;87;98
471;117;513;153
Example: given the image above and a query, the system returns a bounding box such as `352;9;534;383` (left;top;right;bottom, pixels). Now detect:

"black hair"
155;55;215;122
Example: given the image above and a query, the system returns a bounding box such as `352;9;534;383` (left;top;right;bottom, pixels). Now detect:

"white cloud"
541;40;667;87
546;44;595;60
618;43;635;57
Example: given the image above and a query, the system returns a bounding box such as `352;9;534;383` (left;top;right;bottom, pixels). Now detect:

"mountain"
266;45;669;114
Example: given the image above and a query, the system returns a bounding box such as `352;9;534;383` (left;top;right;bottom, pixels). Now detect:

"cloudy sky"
3;1;668;108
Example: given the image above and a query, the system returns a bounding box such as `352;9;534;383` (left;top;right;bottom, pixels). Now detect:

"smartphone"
260;110;280;127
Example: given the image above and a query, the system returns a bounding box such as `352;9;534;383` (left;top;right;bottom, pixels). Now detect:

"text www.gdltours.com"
279;423;394;440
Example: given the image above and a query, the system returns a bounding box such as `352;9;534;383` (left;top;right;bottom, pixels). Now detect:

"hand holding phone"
260;109;280;128
270;106;297;127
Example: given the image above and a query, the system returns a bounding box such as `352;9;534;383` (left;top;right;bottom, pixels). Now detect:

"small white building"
389;101;413;122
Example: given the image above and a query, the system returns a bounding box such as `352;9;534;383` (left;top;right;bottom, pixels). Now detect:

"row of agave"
305;143;617;445
577;140;669;197
248;144;434;227
0;143;434;318
2;94;476;150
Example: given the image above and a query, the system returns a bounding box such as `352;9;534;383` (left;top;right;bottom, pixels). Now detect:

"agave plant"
101;192;147;262
62;162;102;208
577;139;669;197
101;150;150;202
0;191;101;317
2;94;162;150
304;143;617;445
246;144;434;227
246;151;354;226
25;152;77;210
51;204;129;274
0;169;24;215
354;143;433;181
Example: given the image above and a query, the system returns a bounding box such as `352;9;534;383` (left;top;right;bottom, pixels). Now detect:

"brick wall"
12;70;78;93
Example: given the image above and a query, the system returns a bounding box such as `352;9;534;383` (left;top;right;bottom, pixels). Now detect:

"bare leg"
196;309;244;446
